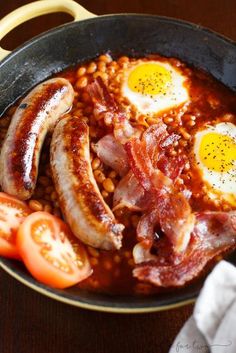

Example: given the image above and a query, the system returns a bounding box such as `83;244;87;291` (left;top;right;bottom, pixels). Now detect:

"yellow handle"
0;0;96;61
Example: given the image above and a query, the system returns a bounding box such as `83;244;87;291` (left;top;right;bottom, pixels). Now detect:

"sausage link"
50;117;124;250
0;78;74;200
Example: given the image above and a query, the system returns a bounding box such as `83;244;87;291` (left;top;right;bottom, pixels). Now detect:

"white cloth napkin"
169;261;236;353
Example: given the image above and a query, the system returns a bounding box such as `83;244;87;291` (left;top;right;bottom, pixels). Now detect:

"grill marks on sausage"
0;78;74;200
64;119;115;226
10;83;68;192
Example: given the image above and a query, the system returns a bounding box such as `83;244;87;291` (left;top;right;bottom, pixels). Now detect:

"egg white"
121;60;189;115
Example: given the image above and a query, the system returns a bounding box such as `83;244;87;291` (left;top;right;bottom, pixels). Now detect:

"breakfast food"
0;78;74;200
121;60;189;115
0;53;235;294
50;116;124;250
193;122;236;206
17;211;92;289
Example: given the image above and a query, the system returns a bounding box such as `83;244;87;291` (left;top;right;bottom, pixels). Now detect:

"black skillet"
0;0;235;313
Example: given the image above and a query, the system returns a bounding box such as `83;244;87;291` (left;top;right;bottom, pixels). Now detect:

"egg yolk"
127;63;172;96
199;132;236;173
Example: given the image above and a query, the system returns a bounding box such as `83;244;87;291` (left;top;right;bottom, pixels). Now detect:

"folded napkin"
169;261;236;353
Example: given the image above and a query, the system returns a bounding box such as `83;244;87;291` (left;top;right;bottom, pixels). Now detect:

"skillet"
0;0;236;313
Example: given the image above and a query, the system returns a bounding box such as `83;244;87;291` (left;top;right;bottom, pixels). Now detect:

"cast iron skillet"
0;0;236;313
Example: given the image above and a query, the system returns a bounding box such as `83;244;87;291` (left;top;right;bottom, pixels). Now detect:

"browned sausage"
0;78;74;200
50;117;124;250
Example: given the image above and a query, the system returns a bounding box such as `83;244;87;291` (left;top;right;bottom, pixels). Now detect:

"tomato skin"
17;212;92;289
0;192;31;260
0;231;19;259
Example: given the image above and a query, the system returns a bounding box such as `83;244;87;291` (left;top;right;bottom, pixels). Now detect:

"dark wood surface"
0;1;235;353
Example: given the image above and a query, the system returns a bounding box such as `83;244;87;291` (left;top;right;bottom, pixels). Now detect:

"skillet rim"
0;13;235;68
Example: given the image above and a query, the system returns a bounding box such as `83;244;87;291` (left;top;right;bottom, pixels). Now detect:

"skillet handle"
0;0;96;61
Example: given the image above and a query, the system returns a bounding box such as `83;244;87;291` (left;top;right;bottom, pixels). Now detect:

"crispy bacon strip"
143;123;185;180
92;134;129;177
113;171;148;211
134;211;236;287
87;77;140;143
113;123;188;212
125;128;194;252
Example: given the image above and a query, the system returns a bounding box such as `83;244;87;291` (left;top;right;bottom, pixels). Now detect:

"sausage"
50;117;124;250
0;78;74;200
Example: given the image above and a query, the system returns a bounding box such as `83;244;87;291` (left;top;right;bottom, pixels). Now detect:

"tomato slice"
16;211;92;289
0;192;31;259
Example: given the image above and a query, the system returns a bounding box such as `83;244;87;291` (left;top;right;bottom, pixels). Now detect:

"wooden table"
0;1;235;352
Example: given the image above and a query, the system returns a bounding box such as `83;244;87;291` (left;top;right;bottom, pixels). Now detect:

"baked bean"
118;56;129;65
93;71;108;80
76;67;86;77
101;190;109;198
179;127;191;140
103;178;115;193
76;76;88;89
179;139;188;147
87;62;97;74
97;61;106;72
186;120;196;127
29;199;43;211
163;116;174;124
98;54;112;63
108;171;117;179
92;157;101;170
94;170;106;183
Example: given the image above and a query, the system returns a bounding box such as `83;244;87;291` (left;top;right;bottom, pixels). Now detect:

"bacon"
113;171;148;211
136;208;160;242
87;78;140;143
125;129;194;253
92;134;129;176
193;211;236;247
86;76;117;115
113;123;188;213
133;211;236;287
142;123;184;180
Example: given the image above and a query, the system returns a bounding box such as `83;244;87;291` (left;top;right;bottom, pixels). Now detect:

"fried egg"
121;60;189;115
194;122;236;206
